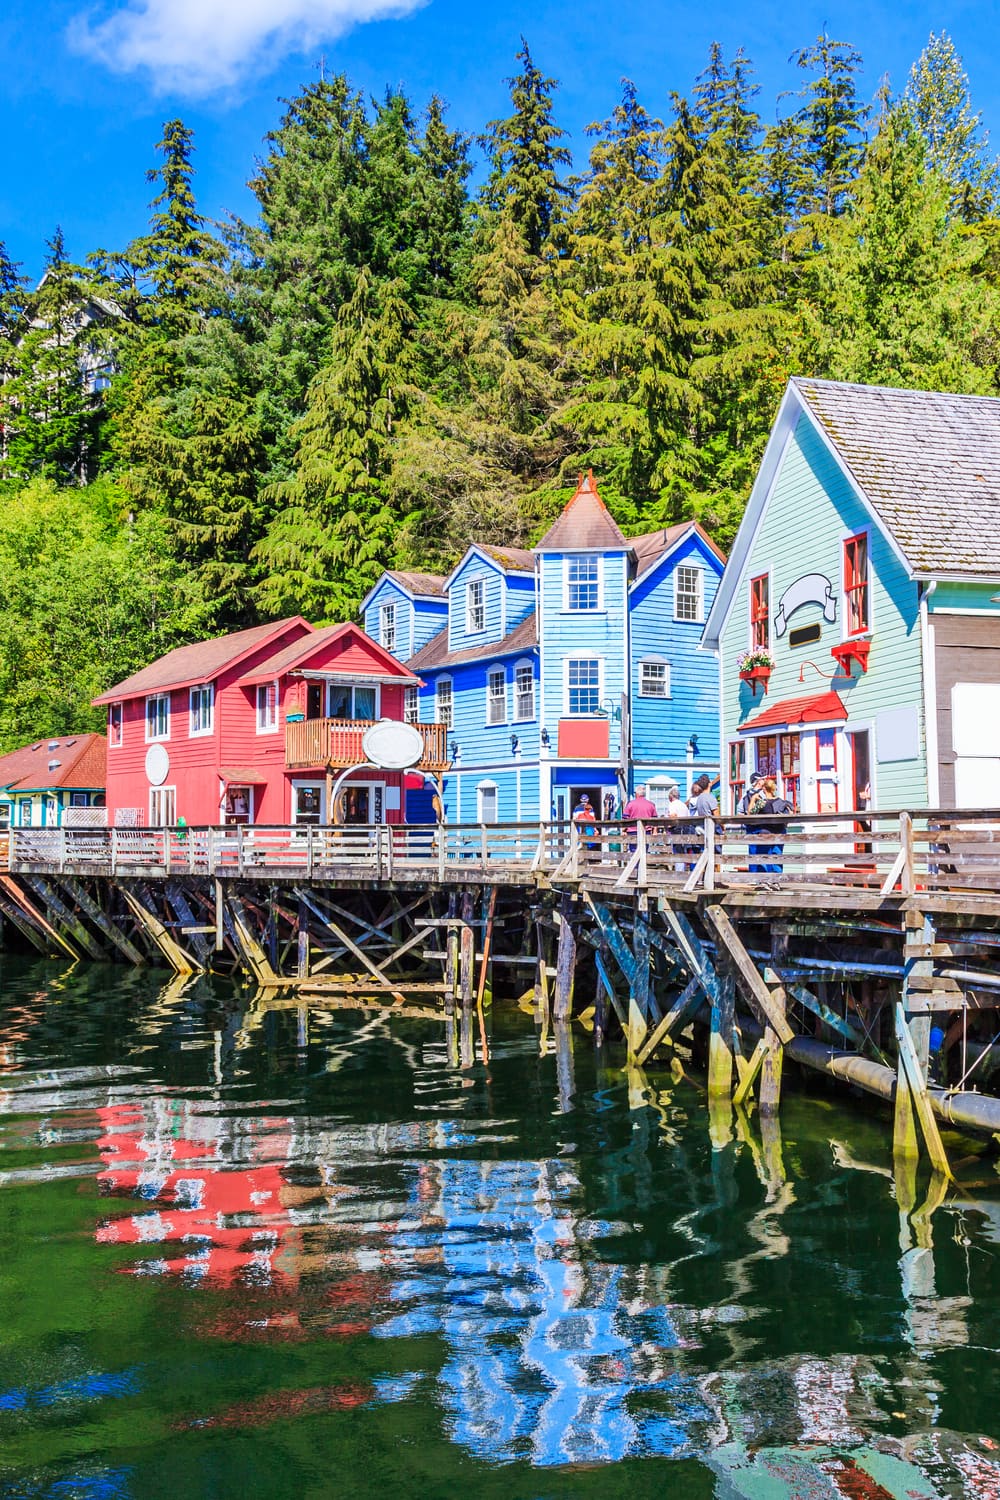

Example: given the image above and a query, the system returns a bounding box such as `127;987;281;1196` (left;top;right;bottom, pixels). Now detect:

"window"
149;786;176;826
477;782;498;824
145;693;170;742
750;574;769;650
729;740;747;814
675;565;703;622
108;703;123;748
380;602;397;653
639;659;671;698
567;659;600;715
566;555;599;611
436;677;453;730
487;667;507;725
19;800;33;827
70;792;89;808
256;681;279;733
404;686;419;724
466;578;485;634
756;734;778;779
780;733;801;809
189;684;214;736
844;532;869;636
514;662;535;721
327;683;378;719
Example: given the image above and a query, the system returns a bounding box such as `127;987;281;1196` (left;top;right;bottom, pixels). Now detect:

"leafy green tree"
481;41;571;257
904;32;999;219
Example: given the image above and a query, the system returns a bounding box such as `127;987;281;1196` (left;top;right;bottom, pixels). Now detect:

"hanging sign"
773;573;837;637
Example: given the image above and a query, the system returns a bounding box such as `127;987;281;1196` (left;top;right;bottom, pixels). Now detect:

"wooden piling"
708;959;736;1098
460;889;476;1010
554;893;577;1021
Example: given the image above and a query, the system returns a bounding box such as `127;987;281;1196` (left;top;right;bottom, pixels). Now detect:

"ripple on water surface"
1;956;1000;1498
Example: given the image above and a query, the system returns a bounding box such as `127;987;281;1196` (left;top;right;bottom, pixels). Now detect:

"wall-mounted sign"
145;743;170;787
773;573;837;638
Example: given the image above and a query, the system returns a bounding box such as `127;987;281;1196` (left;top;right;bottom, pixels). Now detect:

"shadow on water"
2;955;1000;1498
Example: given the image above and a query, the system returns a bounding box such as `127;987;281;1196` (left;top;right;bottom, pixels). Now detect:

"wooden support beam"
785;981;865;1050
626;903;652;1058
460;889;476;1010
554;892;577;1021
222;895;277;985
894;1002;952;1179
635;977;701;1065
292;888;409;1004
24;877;106;961
759;984;786;1116
0;887;48;953
582;896;636;987
297;896;309;978
60;877;146;965
0;875;80;960
732;1038;769;1108
658;905;720;1007
708;960;736;1098
476;887;498;1010
533;917;550;1024
120;887;197;975
165;881;213;968
703;906;794;1045
896;912;935;1160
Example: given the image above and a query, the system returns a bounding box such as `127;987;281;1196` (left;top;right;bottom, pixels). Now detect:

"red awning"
742;691;847;733
220;767;268;784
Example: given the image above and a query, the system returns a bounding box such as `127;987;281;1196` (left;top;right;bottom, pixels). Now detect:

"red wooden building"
94;617;448;827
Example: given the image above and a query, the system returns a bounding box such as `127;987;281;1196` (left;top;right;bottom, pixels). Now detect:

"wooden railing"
285;718;450;770
7;809;1000;897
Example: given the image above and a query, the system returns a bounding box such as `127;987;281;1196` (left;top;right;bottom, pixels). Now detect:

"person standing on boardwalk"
623;785;657;823
758;776;793;877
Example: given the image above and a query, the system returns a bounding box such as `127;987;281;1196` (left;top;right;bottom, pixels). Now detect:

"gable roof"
93;618;311;705
792;377;1000;578
240;622;419;686
536;472;629;552
407;612;538;672
0;733;107;793
444;542;535;590
630;520;727;580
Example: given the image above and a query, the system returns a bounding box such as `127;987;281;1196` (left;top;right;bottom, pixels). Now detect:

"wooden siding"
538;550;628;765
447;553;506;652
363;577;447;663
719;413;927;808
933;610;1000;805
630;532;722;783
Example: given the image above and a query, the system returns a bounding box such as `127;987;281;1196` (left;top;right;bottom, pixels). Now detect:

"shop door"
306;682;325;720
848;730;872;854
339;784;383;825
292;783;324;824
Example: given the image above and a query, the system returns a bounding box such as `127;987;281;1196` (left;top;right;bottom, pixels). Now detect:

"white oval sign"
145;743;170;787
362;718;425;771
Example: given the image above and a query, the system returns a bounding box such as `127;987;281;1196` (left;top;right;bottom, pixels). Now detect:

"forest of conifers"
0;31;997;749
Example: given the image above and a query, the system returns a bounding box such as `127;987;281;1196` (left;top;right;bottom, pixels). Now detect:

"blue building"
362;474;725;823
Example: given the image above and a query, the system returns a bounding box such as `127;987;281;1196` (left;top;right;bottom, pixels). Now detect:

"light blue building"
362;474;725;823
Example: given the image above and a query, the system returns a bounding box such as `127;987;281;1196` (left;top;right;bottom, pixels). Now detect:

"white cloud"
68;0;427;96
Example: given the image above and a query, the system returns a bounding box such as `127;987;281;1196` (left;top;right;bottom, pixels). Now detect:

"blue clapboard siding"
447;553;508;652
718;412;927;807
363;577;447;663
504;573;536;632
537;550;630;764
630;533;722;789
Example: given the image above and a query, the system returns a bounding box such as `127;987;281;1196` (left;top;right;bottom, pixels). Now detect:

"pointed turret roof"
535;471;629;552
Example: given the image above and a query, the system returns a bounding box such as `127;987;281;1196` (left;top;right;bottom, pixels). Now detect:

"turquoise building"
703;377;1000;814
363;474;725;823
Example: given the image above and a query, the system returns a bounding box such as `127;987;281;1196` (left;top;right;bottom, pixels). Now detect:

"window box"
737;648;774;697
739;665;771;696
831;638;871;676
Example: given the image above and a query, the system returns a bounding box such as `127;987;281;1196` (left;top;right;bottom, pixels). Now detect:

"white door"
953;682;1000;806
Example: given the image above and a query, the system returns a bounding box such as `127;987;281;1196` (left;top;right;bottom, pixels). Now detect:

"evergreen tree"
904;32;999;219
414;96;473;294
481;41;571;257
255;268;416;619
789;33;868;225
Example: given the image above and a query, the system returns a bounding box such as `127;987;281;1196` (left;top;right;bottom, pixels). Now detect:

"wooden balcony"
285;718;450;772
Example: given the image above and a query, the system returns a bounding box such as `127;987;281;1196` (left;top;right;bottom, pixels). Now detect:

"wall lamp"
540;728;551;747
687;733;700;758
449;738;459;760
798;659;835;684
510;734;519;754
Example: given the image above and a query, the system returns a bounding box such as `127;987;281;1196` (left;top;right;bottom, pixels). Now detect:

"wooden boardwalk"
3;808;1000;1165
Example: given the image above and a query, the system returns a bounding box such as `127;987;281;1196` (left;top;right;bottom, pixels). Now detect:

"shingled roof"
93;618;310;704
241;622;418;684
536;472;629;551
630;520;727;578
794;377;1000;576
407;612;538;672
384;569;447;597
0;733;107;793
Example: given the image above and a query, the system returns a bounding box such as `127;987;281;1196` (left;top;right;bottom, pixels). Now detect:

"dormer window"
675;565;704;623
466;579;486;634
566;555;599;611
844;532;869;636
380;602;397;653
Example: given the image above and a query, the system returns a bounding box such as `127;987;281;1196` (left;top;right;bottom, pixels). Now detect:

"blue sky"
2;0;997;278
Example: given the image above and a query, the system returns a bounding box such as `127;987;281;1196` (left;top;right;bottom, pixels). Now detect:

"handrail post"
59;825;66;873
481;822;488;865
237;824;244;876
569;818;580;876
637;819;648;886
110;826;117;876
900;810;915;896
438;821;446;879
704;816;716;892
307;824;314;877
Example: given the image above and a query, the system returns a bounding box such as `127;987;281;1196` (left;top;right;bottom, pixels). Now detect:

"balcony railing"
285;718;450;772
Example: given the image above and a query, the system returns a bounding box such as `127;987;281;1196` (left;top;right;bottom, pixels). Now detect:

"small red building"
94;617;447;827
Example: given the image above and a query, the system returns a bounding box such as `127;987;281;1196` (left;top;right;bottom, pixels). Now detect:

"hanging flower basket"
737;649;774;696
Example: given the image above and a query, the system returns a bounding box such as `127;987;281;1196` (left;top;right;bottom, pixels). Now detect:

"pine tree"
414;96;473;294
481;41;571;257
789;33;868;226
255;268;416;619
904;32;999;219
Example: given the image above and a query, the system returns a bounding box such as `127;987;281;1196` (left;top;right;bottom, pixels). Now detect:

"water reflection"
1;962;1000;1497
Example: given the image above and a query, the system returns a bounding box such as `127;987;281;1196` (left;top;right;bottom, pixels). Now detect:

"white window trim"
256;680;280;735
465;578;486;635
188;683;214;737
486;664;508;726
325;681;381;719
403;685;420;724
674;563;705;624
149;785;177;826
145;692;170;743
562;656;604;716
639;657;672;698
477;779;499;823
840;523;873;640
513;657;536;722
563;554;603;612
108;703;123;749
435;675;454;730
380;601;397;652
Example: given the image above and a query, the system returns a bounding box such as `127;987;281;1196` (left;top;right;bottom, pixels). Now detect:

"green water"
2;959;1000;1499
